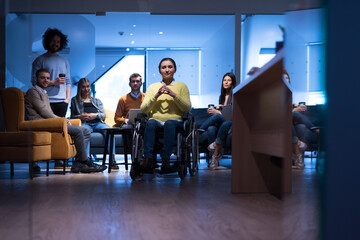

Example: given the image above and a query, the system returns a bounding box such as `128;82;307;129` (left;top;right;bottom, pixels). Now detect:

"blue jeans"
199;113;226;145
143;119;182;159
215;121;232;145
292;111;316;144
199;113;226;131
82;121;115;155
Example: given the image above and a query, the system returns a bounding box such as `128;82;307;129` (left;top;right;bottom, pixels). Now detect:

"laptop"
127;109;142;124
221;105;232;121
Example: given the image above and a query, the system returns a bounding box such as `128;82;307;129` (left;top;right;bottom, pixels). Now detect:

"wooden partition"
231;50;292;193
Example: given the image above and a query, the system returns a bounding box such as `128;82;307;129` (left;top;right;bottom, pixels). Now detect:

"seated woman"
284;72;319;169
70;78;118;169
140;57;192;173
198;72;236;170
292;103;319;169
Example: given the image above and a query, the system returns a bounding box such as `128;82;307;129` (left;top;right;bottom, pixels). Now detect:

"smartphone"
298;102;306;106
208;104;215;109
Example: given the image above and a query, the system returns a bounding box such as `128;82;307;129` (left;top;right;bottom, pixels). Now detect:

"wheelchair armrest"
182;112;192;121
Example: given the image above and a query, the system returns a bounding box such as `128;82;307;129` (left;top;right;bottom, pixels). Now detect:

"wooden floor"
0;156;320;240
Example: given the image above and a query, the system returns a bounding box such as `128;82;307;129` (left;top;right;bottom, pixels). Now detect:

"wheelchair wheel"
131;131;143;164
189;128;199;176
130;163;138;180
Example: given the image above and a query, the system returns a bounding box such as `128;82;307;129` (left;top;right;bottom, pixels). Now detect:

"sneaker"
292;153;305;170
207;142;216;152
71;161;107;173
54;160;70;169
86;160;107;172
110;155;119;170
209;154;222;170
298;140;307;151
139;158;153;174
32;162;41;172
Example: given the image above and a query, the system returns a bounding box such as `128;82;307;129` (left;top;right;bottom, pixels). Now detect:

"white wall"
200;16;235;107
285;8;326;104
240;14;285;82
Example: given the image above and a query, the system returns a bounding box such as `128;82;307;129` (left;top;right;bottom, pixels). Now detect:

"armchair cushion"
0;131;51;146
0;131;52;162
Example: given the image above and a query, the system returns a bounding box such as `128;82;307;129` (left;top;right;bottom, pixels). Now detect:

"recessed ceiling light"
130;33;134;36
126;48;130;51
159;32;163;35
133;25;136;27
131;41;135;44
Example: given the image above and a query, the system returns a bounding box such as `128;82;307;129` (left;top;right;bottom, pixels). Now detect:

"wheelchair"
130;112;199;180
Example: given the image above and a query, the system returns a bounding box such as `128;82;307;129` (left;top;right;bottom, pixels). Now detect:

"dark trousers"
50;102;69;117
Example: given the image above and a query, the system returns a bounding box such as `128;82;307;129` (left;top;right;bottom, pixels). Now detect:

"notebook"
221;105;233;121
127;109;142;124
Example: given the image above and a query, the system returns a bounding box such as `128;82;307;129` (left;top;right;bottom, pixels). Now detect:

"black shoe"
88;161;107;172
159;164;178;174
71;161;107;173
54;160;70;169
139;165;153;174
139;157;153;174
32;162;41;172
159;158;173;174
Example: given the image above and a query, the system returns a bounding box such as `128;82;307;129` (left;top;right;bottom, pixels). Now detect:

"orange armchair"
0;87;80;177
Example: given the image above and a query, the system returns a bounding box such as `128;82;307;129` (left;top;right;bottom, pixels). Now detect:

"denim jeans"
199;113;226;131
292;111;316;144
143;119;182;159
82;121;115;155
67;125;91;162
199;113;226;145
215;120;232;145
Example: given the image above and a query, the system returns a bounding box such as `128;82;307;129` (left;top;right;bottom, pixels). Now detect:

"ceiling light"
130;33;134;36
131;41;135;44
159;32;163;35
126;48;130;51
133;25;136;27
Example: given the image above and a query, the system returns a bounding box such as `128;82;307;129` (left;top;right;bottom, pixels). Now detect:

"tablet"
221;105;232;121
127;109;142;124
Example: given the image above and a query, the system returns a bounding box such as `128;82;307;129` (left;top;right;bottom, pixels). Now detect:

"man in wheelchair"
139;58;191;174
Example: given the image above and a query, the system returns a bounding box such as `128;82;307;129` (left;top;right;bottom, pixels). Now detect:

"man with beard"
31;28;71;169
31;28;71;118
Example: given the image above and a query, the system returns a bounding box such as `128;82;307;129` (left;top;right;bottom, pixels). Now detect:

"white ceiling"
81;13;234;48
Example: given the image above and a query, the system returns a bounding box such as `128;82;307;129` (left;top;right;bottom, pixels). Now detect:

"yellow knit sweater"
140;81;191;121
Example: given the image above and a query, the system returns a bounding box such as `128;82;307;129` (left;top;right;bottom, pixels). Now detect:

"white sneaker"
209;154;222;170
298;140;307;151
207;142;216;152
